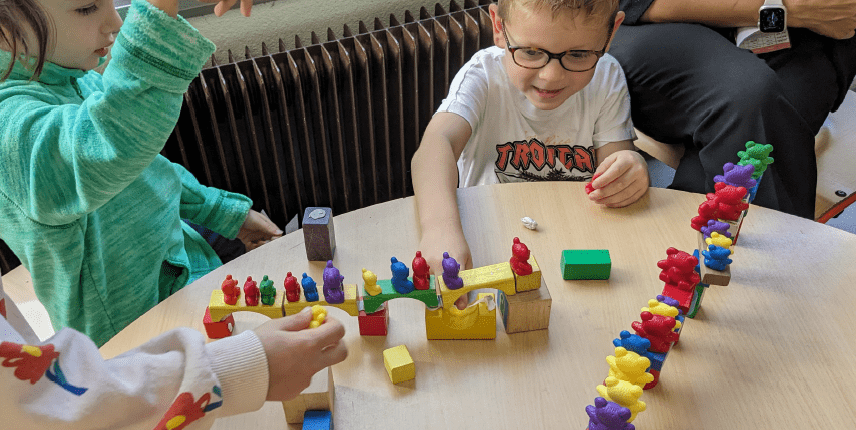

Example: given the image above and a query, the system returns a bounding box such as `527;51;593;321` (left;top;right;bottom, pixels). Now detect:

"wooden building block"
303;207;336;261
720;209;746;246
358;304;389;336
436;263;515;310
425;293;497;339
282;284;359;316
685;283;709;318
498;279;551;333
514;254;542;293
202;306;234;339
208;290;285;323
383;344;415;384
660;284;692;315
697;234;731;286
302;410;332;430
283;366;334;423
362;277;439;314
560;249;611;280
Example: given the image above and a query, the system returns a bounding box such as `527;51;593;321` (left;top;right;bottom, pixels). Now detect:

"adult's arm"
625;0;856;39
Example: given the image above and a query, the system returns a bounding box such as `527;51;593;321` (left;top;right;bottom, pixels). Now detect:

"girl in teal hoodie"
0;0;282;346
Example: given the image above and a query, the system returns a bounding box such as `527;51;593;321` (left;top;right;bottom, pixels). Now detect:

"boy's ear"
489;4;507;49
605;11;625;52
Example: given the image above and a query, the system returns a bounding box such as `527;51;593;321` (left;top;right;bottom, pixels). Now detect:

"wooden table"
101;182;856;429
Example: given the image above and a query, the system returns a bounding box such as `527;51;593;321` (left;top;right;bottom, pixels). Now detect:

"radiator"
0;0;494;274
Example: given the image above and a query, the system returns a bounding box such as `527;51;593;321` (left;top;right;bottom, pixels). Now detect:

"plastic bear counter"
100;182;856;430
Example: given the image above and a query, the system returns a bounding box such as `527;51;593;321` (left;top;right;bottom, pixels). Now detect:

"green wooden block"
560;249;611;280
686;283;708;319
362;276;439;313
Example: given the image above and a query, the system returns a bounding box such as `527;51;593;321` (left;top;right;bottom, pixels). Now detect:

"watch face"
759;7;786;33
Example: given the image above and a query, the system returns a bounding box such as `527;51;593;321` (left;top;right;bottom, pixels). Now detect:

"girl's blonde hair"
0;0;51;81
497;0;619;27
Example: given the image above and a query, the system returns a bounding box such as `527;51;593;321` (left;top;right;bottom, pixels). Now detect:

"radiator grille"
163;0;494;229
0;0;494;274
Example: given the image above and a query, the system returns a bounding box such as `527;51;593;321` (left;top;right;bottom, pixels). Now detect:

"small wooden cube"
383;345;415;384
358;303;389;336
499;279;551;333
303;207;336;261
560;249;611;280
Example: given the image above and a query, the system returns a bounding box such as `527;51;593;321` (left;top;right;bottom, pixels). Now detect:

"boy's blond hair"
497;0;619;28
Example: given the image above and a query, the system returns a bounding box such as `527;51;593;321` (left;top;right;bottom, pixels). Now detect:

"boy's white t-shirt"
438;46;636;187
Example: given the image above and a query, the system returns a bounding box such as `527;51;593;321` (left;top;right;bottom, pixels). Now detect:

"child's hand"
199;0;254;17
587;150;649;208
417;227;472;309
238;210;283;251
253;308;348;402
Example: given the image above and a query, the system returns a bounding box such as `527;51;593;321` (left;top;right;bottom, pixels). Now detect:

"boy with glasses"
411;0;648;297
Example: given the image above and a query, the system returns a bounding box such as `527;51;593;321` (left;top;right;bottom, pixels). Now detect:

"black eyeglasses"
501;23;611;72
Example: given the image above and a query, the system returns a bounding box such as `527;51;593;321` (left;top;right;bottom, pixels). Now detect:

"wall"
186;0;453;62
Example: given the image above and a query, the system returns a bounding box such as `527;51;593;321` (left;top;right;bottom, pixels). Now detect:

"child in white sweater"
0;274;347;429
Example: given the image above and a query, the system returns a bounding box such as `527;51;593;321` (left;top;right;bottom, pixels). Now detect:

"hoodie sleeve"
0;276;270;430
0;0;215;226
175;162;252;240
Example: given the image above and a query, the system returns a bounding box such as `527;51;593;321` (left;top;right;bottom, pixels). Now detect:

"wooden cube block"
358;304;389;336
498;279;551;333
202;306;234;339
283;367;334;423
560;249;611;280
303;207;336;261
383;345;415;384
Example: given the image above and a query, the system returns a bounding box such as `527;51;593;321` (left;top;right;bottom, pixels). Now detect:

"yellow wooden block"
281;284;359;316
514;254;542;293
383;345;415;384
425;292;496;339
498;279;551;333
208;290;285;322
437;262;515;309
282;366;334;423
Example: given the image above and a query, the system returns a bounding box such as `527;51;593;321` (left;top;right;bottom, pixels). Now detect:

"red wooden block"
203;306;234;339
661;284;693;315
358;305;389;336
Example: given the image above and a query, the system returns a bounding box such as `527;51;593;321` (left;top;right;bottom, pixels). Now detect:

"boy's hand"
587;150;649;208
253;308;348;402
238;210;283;251
417;227;473;309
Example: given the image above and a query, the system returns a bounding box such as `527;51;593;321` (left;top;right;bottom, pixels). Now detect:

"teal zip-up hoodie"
0;0;252;346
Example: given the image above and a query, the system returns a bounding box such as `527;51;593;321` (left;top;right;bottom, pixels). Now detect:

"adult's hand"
787;0;856;39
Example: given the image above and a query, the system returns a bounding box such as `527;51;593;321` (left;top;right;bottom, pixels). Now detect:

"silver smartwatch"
759;0;787;33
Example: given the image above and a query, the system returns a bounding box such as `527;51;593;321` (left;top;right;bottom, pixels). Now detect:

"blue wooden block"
302;410;332;430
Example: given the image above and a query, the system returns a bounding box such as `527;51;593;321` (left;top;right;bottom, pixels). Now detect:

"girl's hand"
587;150;649;208
198;0;254;17
238;210;283;251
